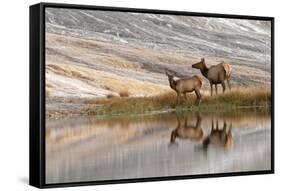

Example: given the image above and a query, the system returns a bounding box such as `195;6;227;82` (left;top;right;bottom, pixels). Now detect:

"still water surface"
46;109;271;184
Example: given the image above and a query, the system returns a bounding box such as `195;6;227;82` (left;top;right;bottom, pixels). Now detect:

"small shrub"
107;94;117;99
119;90;130;97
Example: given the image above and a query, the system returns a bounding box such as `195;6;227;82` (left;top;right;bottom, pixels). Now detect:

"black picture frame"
30;2;274;188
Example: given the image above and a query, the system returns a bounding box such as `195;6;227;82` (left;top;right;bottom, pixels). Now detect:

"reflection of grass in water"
46;107;270;147
84;86;271;116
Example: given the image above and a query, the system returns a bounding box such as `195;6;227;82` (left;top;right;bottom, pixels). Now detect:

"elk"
170;114;204;144
192;58;232;96
203;119;233;150
165;70;203;105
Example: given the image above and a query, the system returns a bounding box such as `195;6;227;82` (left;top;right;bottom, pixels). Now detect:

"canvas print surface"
45;8;271;184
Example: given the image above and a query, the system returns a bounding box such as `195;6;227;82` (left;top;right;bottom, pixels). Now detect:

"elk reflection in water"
170;114;233;151
170;114;203;144
203;120;233;150
46;109;271;184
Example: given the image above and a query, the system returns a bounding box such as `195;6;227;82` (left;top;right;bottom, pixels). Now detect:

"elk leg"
184;116;188;127
228;122;232;134
220;121;228;141
223;121;227;131
227;79;231;91
216;120;219;130
170;130;177;143
195;89;201;106
176;93;180;105
177;93;183;105
203;137;210;149
195;114;202;128
215;84;218;95
221;81;226;93
185;93;188;101
210;83;213;96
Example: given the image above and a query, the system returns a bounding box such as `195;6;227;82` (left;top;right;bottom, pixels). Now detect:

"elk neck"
200;63;209;78
168;77;177;91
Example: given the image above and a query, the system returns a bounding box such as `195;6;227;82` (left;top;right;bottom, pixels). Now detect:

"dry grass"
84;86;271;116
202;86;271;107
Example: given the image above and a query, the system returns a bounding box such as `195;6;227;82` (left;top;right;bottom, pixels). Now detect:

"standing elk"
165;70;203;105
203;119;233;150
170;114;204;144
192;58;232;96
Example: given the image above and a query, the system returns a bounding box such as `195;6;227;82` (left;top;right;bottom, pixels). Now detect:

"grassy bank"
83;86;271;116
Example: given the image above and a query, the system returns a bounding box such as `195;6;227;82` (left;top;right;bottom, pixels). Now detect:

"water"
46;109;271;184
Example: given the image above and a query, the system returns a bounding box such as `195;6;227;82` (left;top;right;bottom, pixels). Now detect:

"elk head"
192;58;206;70
165;70;175;80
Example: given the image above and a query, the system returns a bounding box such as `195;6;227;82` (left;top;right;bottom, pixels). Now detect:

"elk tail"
222;63;232;80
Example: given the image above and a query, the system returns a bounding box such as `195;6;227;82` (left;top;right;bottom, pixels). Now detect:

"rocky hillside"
45;8;271;99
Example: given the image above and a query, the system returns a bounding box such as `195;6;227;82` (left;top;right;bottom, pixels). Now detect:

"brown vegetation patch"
119;90;130;97
107;94;118;99
83;86;271;116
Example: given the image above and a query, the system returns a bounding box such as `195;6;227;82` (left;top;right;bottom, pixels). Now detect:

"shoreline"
46;104;271;120
46;86;271;119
